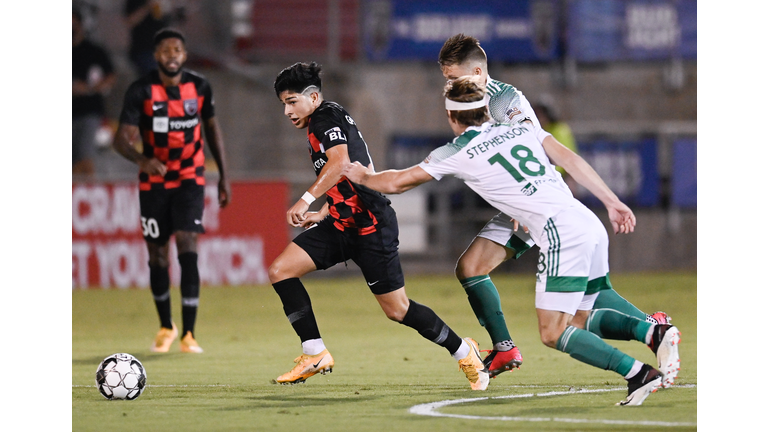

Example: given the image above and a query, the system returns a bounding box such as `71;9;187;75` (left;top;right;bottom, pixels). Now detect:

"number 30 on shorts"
141;217;160;238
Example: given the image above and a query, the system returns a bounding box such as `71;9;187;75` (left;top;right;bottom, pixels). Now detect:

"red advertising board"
72;181;289;289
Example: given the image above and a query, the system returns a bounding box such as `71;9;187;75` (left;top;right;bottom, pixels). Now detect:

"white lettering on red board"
72;184;264;288
72;237;269;289
72;184;220;235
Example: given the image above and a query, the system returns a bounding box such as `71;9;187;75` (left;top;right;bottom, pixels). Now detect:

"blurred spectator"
124;0;186;76
532;98;579;192
73;7;116;177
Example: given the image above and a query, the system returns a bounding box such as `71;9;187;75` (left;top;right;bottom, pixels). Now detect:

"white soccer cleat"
650;325;681;388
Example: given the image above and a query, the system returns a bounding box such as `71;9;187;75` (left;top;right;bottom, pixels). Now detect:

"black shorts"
292;216;405;295
138;181;205;245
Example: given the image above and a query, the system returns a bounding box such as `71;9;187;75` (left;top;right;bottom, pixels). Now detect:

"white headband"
445;94;489;111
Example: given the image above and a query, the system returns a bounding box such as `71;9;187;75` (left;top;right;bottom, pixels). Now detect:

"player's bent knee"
375;289;410;322
382;306;407;322
175;232;198;254
378;298;408;322
267;256;295;284
267;262;285;284
455;255;486;280
538;323;568;348
539;331;560;348
148;255;169;268
384;310;403;322
146;243;170;268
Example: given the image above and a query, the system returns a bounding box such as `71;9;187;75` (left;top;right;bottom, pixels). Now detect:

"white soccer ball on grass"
95;353;147;400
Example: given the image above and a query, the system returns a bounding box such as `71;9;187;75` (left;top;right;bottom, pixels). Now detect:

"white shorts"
534;205;611;315
476;213;535;259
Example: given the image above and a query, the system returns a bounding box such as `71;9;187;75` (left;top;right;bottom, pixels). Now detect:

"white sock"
645;325;656;345
302;338;326;356
451;340;470;360
624;360;644;380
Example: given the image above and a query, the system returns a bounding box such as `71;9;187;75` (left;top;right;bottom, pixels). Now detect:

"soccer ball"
95;353;147;400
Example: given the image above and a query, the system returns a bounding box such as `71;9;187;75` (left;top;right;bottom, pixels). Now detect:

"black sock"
273;278;321;342
399;300;463;355
179;252;200;337
149;264;173;329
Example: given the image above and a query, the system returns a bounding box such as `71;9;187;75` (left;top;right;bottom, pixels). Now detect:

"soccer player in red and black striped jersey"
112;28;231;354
268;62;489;389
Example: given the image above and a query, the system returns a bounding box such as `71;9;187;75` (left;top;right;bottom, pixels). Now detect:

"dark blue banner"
362;0;558;62
575;138;660;207
567;0;697;61
388;135;453;169
671;138;696;208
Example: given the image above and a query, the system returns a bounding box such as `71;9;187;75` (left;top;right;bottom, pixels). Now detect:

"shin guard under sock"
461;275;512;345
586;309;653;342
149;264;173;329
556;326;636;376
179;252;200;337
273;278;321;342
399;300;462;355
593;288;646;321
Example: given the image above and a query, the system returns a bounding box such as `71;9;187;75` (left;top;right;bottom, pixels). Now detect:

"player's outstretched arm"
541;135;635;234
112;123;167;176
342;162;433;194
203;116;231;208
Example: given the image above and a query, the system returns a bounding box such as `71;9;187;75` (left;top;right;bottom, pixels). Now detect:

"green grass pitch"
72;272;696;431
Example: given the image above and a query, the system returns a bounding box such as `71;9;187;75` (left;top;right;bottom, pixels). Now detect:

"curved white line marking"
409;385;696;427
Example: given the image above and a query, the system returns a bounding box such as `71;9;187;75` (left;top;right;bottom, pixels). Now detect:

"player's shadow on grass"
236;393;384;409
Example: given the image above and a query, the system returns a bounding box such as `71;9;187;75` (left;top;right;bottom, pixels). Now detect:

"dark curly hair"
153;28;185;48
274;62;323;98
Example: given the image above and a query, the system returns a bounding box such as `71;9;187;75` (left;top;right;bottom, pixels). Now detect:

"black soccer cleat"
617;364;662;406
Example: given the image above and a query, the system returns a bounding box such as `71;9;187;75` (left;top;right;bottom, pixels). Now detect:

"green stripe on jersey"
427;129;480;164
586;273;613;295
486;78;518;96
543;219;561;276
546;276;588;293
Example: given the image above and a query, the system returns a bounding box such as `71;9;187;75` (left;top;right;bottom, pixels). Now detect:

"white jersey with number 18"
418;121;576;245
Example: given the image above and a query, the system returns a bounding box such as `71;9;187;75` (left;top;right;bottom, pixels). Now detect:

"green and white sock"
556;326;636;376
586;309;654;342
593;288;646;321
461;275;511;345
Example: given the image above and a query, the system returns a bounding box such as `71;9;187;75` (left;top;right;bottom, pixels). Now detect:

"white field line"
409;384;697;427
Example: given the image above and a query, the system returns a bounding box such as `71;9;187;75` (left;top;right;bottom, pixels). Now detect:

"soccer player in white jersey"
343;77;681;405
436;34;670;378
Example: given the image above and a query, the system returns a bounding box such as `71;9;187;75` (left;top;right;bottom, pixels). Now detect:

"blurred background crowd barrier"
72;0;696;288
